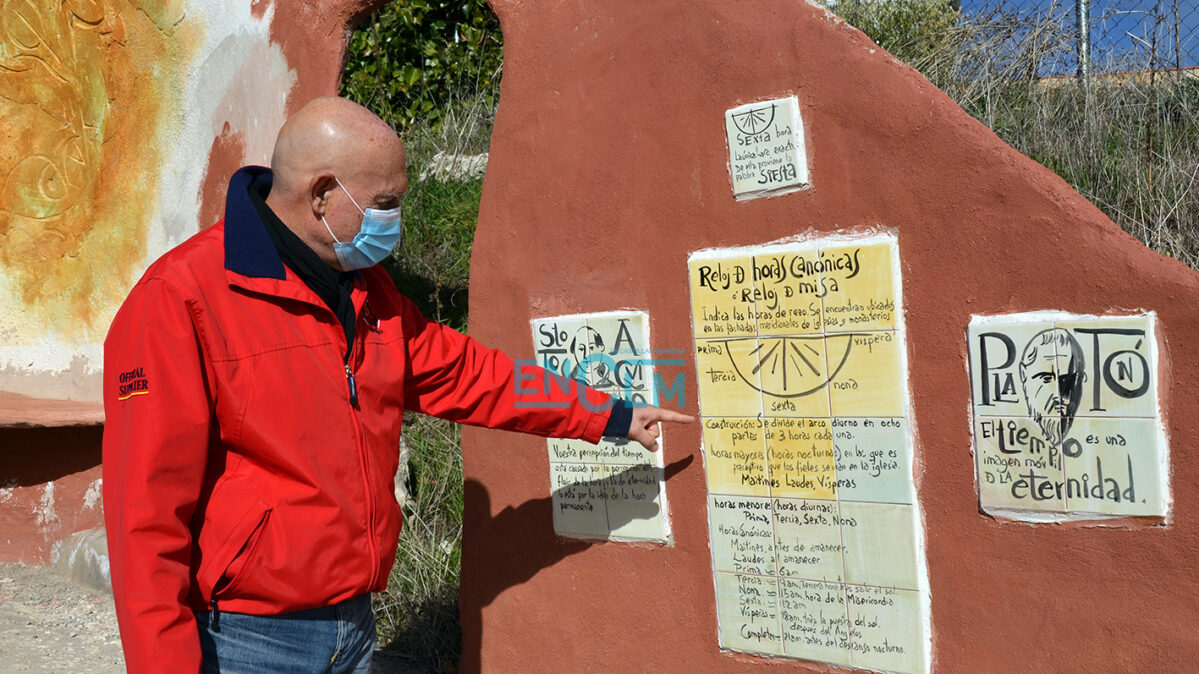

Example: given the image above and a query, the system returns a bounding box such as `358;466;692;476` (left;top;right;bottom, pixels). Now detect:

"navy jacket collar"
224;166;287;280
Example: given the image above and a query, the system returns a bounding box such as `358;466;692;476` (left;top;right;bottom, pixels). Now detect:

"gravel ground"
0;563;124;673
0;563;429;673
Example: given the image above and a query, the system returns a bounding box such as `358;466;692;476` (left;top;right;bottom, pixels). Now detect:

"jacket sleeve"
103;278;211;674
399;297;613;443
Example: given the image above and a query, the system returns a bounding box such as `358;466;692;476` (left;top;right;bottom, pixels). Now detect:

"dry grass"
910;6;1199;268
372;414;465;669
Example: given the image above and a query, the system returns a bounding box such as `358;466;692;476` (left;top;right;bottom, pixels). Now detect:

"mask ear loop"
322;176;366;244
333;176;366;215
321;215;343;243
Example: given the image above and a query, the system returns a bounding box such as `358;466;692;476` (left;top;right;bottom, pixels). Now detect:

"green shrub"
341;0;503;132
382;172;480;332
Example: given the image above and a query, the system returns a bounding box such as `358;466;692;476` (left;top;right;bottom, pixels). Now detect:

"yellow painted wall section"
0;0;199;341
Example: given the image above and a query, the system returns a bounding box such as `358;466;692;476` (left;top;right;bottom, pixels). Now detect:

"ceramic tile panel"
1058;315;1157;419
773;499;844;582
827;331;904;418
757;335;834;418
532;311;671;542
689;256;757;338
584;314;651;400
703;417;769;497
709;495;777;576
602;436;662;468
689;235;928;673
532;314;588;382
606;464;667;538
778;578;852;665
766;418;837;500
846;585;926;674
590;462;620;503
586;437;629;464
715;572;784;656
819;242;898;333
1062;417;1164;516
547;437;588;464
839;502;919;590
695;338;765;418
974;416;1066;513
549;462;609;537
967;319;1056;418
752;248;825;336
833;419;913;504
967;312;1167;521
725;95;809;199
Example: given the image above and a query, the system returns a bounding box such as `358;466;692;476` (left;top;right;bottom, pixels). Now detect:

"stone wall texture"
461;0;1199;671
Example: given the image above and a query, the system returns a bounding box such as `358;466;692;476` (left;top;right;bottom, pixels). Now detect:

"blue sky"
960;0;1199;70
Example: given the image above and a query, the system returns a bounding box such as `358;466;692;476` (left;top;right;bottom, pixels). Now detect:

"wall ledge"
0;393;104;428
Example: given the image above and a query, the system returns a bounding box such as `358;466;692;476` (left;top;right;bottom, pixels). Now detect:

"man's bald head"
270;97;402;196
264;97;408;270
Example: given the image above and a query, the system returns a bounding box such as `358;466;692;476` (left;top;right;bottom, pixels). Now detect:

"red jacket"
102;167;612;673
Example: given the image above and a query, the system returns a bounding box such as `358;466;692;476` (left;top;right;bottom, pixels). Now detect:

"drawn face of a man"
1019;328;1086;446
570;327;610;385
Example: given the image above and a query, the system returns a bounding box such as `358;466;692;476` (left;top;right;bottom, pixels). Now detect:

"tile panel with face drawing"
967;312;1168;521
532;311;671;542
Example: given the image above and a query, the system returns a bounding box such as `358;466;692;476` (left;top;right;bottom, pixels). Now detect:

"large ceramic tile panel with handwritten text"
531;311;671;542
688;234;929;673
967;312;1169;522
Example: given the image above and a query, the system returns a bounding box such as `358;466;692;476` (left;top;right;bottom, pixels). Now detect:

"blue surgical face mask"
321;177;403;270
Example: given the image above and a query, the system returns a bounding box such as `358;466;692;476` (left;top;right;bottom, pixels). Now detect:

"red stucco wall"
0;428;104;563
461;0;1199;671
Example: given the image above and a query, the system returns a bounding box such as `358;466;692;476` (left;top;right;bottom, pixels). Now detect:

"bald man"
102;97;691;673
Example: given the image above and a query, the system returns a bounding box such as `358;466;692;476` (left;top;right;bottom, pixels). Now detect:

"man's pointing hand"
628;405;695;450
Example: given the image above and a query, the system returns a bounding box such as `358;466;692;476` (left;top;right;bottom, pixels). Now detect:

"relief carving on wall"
0;0;192;337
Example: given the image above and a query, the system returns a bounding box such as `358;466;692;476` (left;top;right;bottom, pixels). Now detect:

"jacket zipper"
345;320;359;407
344;312;380;589
345;363;359;407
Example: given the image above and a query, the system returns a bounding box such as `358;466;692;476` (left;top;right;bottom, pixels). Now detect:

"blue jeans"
195;594;375;673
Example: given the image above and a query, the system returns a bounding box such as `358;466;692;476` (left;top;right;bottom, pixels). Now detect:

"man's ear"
309;173;337;218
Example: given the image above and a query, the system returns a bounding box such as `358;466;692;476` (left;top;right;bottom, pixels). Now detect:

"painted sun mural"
0;0;196;340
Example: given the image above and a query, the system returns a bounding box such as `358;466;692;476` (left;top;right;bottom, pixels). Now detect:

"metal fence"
962;0;1199;76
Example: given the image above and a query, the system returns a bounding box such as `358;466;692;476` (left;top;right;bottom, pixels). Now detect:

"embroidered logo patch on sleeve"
117;367;150;400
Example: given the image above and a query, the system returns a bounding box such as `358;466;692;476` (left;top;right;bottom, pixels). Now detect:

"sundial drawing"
730;104;775;136
722;334;860;398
